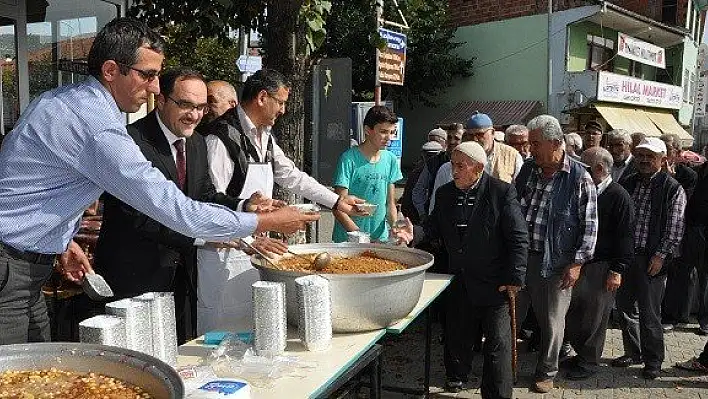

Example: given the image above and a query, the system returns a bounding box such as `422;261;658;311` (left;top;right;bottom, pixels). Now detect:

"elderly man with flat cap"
395;141;528;396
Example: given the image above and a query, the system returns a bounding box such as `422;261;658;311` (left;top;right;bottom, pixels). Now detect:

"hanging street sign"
617;32;666;69
377;28;407;86
236;55;262;74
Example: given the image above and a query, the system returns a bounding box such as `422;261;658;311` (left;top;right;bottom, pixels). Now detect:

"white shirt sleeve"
271;138;339;208
205;135;246;211
429;162;453;215
513;153;524;180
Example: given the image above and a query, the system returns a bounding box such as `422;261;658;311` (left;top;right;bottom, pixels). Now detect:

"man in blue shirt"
0;18;317;345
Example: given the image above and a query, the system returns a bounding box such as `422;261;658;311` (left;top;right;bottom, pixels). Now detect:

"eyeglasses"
115;62;160;82
268;93;287;107
167;95;208;113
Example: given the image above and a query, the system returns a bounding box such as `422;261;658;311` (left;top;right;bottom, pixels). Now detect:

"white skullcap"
454;141;488;165
494;131;505;142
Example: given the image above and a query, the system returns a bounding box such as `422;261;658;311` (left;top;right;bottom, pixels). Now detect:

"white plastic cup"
347;231;371;243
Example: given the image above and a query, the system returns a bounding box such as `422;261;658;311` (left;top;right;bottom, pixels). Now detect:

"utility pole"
374;0;383;105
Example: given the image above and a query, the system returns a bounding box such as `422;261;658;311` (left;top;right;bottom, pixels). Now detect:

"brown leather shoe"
533;379;553;393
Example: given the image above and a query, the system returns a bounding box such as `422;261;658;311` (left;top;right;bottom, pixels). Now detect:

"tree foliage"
160;25;241;82
322;0;474;107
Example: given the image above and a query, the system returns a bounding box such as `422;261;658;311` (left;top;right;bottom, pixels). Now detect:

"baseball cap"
635;137;667;154
465;112;493;130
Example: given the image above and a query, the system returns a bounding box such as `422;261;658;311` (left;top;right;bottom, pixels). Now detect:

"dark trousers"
0;249;55;344
615;255;667;370
565;261;615;369
698;268;708;329
662;257;697;324
444;280;513;399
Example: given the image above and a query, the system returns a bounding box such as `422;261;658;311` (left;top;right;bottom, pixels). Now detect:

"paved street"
374;319;708;398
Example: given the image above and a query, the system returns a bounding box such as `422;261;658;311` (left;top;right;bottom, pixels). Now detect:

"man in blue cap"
428;112;524;212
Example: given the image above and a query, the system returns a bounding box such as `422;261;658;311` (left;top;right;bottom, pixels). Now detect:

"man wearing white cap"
611;137;686;380
400;141;444;225
428;112;523;214
428;127;449;151
394;141;528;396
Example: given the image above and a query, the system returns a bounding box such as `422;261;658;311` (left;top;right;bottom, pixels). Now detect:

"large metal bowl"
0;343;183;398
252;243;434;332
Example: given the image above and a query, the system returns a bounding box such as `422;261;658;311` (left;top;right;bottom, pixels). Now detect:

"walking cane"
508;289;518;383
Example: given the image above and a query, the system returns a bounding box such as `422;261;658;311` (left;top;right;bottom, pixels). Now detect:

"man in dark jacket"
394;141;528;398
564;147;635;380
612;138;686;379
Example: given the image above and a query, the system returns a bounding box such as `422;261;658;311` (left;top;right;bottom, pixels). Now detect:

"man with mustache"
92;68;287;343
611;138;686;380
606;129;637;183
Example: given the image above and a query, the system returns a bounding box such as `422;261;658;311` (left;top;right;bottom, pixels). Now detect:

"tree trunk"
264;1;311;243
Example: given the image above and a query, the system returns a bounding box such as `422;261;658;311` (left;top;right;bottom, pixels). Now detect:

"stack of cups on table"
252;281;288;356
252;275;332;355
295;275;332;351
78;292;178;366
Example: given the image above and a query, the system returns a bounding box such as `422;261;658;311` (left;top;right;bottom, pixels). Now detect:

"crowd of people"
394;112;708;397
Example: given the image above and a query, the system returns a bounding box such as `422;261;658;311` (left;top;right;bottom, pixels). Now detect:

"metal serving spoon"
313;251;332;270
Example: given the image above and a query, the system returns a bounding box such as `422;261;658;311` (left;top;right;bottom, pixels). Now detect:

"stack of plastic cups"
252;281;287;356
295;275;332;351
106;298;153;356
135;292;178;366
79;315;126;347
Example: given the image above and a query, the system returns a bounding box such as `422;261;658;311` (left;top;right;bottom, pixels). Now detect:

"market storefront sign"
617;32;666;69
597;71;682;109
377;28;407;86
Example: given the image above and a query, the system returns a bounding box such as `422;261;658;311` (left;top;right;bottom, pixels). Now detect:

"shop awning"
438;100;543;126
594;104;662;137
643;110;695;147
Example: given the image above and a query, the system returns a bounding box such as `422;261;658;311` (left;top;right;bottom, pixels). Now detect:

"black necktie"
173;140;186;190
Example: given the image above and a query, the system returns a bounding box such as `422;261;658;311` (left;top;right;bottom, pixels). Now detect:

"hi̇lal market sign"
377;28;407;86
597;71;683;109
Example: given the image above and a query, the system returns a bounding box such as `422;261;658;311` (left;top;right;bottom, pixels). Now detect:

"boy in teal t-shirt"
332;106;403;242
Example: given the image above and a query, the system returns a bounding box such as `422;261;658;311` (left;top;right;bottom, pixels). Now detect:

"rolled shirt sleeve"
271;138;339;208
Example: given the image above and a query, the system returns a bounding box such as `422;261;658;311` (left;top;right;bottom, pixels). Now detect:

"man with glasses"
505;124;531;159
0;18;316;345
197;68;367;334
88;68;287;343
582;121;604;150
607;129;637;183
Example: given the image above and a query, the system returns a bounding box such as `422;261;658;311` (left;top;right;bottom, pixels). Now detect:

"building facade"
0;0;128;141
397;0;703;165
